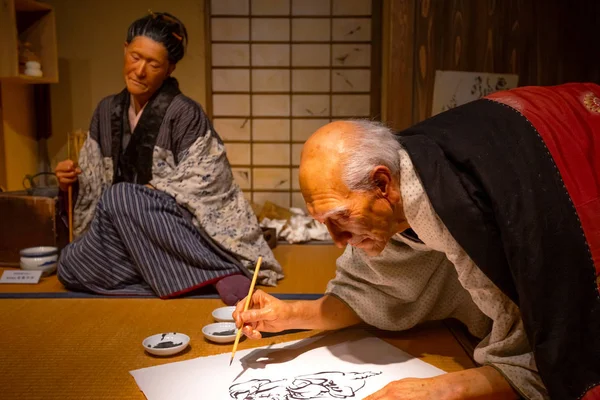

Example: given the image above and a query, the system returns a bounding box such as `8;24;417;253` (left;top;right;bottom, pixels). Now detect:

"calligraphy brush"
229;256;262;366
67;130;85;243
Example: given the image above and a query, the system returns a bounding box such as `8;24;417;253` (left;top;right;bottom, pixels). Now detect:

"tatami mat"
0;298;475;400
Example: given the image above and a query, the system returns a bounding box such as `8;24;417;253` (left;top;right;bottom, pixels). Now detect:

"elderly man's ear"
370;166;401;204
370;166;392;195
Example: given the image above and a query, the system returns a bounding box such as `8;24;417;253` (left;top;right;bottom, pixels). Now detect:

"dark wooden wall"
385;0;600;130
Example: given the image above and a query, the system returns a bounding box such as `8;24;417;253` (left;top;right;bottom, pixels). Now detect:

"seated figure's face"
123;36;173;99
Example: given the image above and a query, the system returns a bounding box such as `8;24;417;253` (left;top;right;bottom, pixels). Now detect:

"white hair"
341;120;401;191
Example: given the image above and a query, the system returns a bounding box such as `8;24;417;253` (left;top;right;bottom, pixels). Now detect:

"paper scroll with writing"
432;70;519;116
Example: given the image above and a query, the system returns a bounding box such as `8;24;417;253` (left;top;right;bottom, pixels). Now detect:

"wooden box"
0;193;67;266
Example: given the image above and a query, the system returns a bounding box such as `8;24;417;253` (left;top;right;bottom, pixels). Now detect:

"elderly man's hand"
233;292;362;339
233;290;293;339
364;376;460;400
364;366;519;400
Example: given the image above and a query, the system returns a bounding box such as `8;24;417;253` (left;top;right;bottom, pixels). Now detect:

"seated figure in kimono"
54;12;282;304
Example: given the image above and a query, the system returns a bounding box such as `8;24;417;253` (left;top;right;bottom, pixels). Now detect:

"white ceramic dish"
143;332;190;356
202;322;239;344
20;254;58;276
212;306;236;322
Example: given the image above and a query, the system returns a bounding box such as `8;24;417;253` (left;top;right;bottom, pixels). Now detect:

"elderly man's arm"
233;290;361;339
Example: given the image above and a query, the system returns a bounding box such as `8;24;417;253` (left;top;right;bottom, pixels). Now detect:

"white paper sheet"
130;329;445;400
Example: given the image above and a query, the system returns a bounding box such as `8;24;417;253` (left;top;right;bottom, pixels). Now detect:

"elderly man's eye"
337;213;351;222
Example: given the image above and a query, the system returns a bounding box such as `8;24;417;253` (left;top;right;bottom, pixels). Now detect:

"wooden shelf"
3;74;57;84
0;0;58;83
14;0;52;12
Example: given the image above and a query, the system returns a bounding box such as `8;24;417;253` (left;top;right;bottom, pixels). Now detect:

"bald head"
298;120;408;255
303;121;359;155
298;121;358;201
299;120;401;195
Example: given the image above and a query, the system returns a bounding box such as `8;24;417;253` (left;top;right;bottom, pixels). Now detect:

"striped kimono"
58;78;283;298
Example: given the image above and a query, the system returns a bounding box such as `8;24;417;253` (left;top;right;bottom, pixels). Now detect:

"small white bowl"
212;306;236;322
142;332;190;356
20;254;58;276
20;246;58;257
202;322;239;344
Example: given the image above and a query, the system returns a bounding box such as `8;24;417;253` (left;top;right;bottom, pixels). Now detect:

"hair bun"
126;12;188;64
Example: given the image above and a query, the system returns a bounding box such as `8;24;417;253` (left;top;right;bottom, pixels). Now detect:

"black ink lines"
229;371;382;399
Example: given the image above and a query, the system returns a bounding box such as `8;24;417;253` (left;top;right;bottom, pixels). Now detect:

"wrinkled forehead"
312;205;348;220
306;195;352;223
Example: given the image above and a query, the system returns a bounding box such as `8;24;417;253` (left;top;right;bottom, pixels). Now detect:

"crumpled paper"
260;207;331;244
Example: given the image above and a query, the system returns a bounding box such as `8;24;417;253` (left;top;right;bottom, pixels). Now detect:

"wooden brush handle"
68;185;73;242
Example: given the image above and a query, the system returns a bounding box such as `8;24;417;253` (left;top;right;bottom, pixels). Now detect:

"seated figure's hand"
55;160;81;192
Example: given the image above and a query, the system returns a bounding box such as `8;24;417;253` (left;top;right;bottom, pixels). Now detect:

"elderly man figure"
234;83;600;400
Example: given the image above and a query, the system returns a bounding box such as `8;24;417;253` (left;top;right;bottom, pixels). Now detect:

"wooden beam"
412;0;436;124
384;0;416;131
0;84;6;191
0;0;19;78
370;0;383;120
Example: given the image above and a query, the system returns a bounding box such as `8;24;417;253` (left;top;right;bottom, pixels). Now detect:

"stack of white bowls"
24;61;43;77
20;246;58;276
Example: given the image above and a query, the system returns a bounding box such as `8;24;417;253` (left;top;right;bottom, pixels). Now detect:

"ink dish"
143;332;190;356
202;322;239;344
